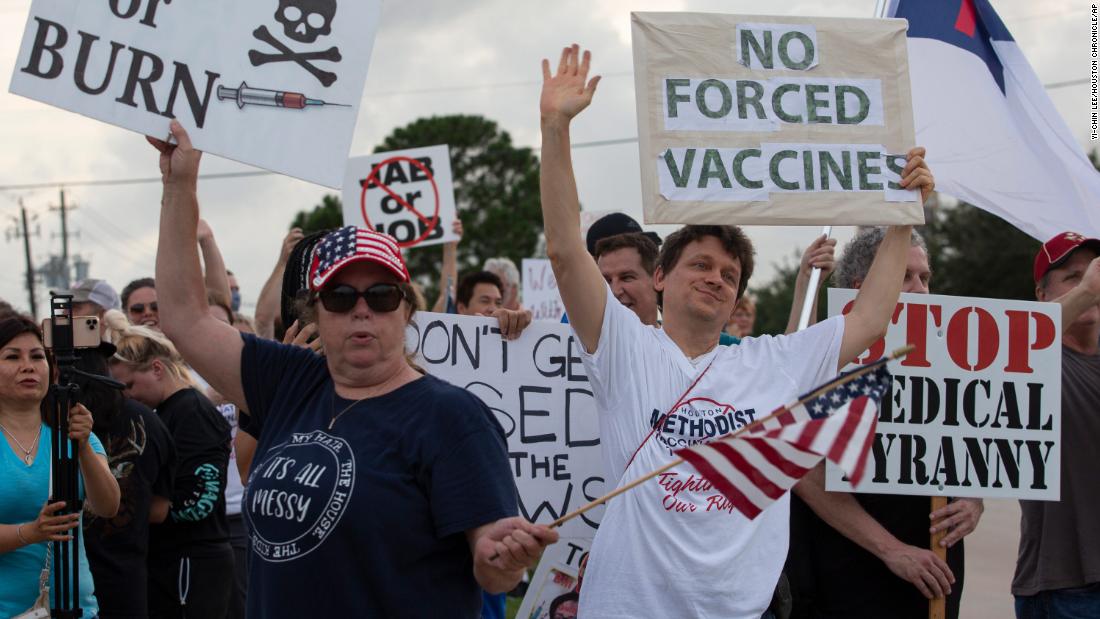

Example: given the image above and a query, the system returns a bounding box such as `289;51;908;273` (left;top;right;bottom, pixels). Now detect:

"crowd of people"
0;43;1097;619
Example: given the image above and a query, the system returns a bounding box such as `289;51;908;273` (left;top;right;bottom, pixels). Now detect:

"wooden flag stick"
929;495;949;619
546;345;915;529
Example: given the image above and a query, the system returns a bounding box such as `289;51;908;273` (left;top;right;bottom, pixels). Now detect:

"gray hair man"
789;226;981;619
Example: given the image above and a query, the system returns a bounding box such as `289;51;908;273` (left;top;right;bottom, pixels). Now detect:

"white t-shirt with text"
576;286;844;618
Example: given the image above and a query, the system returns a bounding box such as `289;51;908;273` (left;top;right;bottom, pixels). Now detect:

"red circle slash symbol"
360;156;441;248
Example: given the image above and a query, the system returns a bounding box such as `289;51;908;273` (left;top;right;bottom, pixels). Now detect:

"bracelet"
16;523;31;546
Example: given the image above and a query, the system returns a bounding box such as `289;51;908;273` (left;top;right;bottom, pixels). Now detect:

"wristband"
16;523;31;546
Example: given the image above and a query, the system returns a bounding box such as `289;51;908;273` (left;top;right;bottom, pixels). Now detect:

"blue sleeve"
239;332;327;438
430;391;519;537
88;432;105;456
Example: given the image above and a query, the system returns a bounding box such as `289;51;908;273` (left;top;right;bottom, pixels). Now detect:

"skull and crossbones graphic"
249;0;341;87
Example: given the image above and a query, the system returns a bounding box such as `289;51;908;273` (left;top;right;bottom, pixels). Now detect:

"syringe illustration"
217;81;350;110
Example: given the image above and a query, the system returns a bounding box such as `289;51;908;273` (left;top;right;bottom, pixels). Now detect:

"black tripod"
45;294;84;619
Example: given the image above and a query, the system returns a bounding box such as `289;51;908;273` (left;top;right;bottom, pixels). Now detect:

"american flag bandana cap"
309;226;410;290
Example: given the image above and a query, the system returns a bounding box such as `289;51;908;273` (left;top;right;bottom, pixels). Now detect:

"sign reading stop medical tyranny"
341;145;459;249
825;290;1062;501
9;0;381;188
631;13;923;225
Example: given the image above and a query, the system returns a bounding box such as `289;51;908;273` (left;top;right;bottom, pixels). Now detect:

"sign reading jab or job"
8;0;380;188
825;290;1062;501
407;313;605;538
630;13;923;226
341;145;459;249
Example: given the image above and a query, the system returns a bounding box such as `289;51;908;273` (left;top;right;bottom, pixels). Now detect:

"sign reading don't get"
631;13;923;226
9;0;381;187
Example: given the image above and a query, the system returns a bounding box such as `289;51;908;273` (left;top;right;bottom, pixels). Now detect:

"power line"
0;136;640;191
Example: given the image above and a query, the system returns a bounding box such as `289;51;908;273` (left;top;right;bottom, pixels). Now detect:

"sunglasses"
128;302;158;314
317;284;406;314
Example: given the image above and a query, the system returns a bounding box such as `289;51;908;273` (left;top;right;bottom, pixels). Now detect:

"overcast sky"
0;0;1087;316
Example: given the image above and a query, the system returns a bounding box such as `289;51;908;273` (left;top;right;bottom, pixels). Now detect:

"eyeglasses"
128;302;158;314
317;284;405;314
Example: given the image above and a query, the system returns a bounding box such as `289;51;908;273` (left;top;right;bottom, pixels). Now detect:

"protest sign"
516;537;590;619
341;145;458;249
9;1;380;187
407;313;606;537
523;259;566;322
825;290;1061;500
631;13;923;226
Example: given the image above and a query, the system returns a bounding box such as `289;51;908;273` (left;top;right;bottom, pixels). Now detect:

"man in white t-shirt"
538;45;936;618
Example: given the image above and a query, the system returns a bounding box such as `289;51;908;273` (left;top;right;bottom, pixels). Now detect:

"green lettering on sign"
857;151;884;190
770;150;800;190
736;80;766;120
699;149;732;188
665;78;691;118
886;155;907;189
777;31;815;70
695;79;732;119
820;151;853;190
740;29;773;69
805;84;831;124
733;149;763;189
836;85;870;124
663;149;696;188
772;83;802;123
802;150;815;190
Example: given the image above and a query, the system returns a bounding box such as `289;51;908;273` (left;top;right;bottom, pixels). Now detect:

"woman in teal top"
0;315;120;617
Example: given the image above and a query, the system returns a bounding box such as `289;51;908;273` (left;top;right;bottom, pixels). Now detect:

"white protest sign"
825;290;1062;500
9;1;380;188
406;314;606;538
523;259;565;322
516;537;589;619
341;145;458;249
631;13;923;225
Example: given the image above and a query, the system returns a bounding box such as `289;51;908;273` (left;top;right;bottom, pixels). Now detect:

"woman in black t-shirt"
108;322;232;619
145;121;557;619
77;330;175;619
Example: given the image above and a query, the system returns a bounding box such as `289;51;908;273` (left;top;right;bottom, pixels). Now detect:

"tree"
290;115;542;301
291;194;342;232
922;201;1040;301
749;251;802;337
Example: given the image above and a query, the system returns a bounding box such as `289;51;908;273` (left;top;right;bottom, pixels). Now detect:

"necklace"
0;421;41;465
328;392;369;430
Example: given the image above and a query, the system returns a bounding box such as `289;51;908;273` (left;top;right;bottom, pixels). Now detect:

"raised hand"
800;234;837;282
899;146;935;204
280;228;305;264
146;119;202;190
540;44;601;124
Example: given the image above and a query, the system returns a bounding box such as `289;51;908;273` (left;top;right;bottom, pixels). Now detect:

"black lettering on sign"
20;18;68;80
519;386;555;443
109;0;170;27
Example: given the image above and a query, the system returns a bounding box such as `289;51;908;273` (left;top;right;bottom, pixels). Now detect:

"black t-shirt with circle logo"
239;334;518;618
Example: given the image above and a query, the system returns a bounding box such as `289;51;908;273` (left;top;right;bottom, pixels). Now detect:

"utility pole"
50;188;75;289
6;200;39;317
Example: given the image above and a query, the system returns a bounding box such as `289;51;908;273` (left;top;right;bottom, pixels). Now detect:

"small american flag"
675;363;891;519
309;226;409;290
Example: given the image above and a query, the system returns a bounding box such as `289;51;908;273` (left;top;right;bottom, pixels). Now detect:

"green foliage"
922;202;1041;301
290;115;542;302
748;201;1042;337
749;251;800;336
290;194;342;233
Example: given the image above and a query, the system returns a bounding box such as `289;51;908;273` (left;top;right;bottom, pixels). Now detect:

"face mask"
231;289;242;312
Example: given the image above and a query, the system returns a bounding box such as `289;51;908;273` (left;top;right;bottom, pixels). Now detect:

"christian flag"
889;0;1100;240
675;364;891;520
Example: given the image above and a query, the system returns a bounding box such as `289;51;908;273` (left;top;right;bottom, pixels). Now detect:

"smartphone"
41;316;101;349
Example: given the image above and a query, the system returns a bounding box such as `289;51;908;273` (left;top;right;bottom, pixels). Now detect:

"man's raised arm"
838;147;935;369
540;44;607;353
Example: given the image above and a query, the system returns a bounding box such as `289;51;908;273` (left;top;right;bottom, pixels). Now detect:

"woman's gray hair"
834;226;929;289
483;257;520;288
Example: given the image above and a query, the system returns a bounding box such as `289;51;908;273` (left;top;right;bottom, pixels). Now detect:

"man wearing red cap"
1013;232;1100;618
